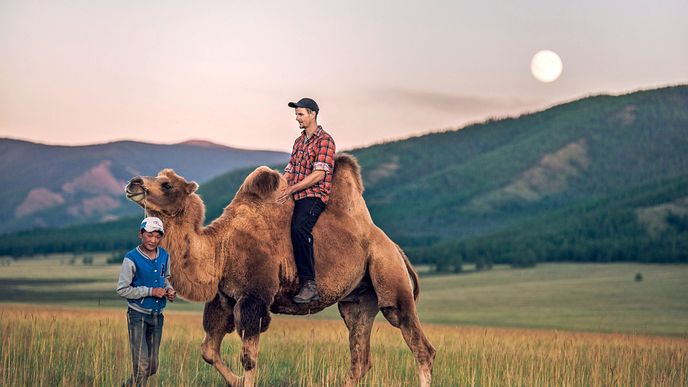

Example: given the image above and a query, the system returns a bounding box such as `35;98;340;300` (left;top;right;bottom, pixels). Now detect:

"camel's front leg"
239;334;260;387
201;293;242;386
338;290;379;387
234;294;272;387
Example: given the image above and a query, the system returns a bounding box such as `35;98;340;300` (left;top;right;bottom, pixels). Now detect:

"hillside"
1;85;687;264
0;139;288;234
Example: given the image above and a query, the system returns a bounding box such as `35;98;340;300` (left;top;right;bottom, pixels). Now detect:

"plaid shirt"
284;126;336;203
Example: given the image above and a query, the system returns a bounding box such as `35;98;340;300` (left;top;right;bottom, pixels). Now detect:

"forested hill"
357;85;688;266
2;85;687;266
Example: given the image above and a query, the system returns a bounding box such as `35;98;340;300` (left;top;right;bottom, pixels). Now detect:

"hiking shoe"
293;280;320;304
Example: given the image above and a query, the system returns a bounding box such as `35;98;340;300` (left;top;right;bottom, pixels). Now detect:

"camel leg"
238;334;260;387
367;231;436;386
234;294;272;387
337;290;379;387
380;302;436;387
201;293;241;386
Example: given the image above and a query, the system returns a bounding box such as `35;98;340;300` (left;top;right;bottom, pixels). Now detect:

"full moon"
531;50;563;83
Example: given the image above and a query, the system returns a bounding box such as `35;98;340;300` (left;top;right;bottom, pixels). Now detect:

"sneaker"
293;280;320;304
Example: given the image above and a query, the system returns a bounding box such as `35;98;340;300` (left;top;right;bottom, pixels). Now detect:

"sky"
1;0;686;152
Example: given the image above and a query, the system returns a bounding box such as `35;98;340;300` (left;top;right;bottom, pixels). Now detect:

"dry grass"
2;258;687;336
1;304;686;386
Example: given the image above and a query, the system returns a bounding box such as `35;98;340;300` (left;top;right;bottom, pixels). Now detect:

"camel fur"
125;153;435;386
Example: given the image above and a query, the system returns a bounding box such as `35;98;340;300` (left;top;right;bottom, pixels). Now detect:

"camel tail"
334;153;364;193
397;244;420;301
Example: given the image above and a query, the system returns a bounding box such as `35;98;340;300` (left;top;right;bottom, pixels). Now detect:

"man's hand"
165;288;176;302
277;185;294;204
277;170;325;204
151;288;166;298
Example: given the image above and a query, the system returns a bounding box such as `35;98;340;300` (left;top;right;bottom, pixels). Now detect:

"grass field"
1;254;687;336
1;305;686;386
1;255;687;385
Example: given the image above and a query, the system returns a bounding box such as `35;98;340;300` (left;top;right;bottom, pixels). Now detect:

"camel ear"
185;181;199;194
161;168;177;176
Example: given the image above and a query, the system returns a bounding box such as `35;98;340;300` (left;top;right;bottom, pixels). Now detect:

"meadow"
1;255;687;385
2;305;686;386
1;254;687;336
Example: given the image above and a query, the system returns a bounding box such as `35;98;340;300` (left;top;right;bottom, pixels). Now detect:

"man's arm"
163;259;174;291
277;170;325;203
116;258;152;299
283;144;296;183
287;170;325;193
163;259;176;301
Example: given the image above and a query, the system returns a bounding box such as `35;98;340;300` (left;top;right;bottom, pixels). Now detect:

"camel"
124;153;435;386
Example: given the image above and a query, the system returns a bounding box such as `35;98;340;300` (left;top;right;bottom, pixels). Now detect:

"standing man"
278;97;336;304
117;216;176;386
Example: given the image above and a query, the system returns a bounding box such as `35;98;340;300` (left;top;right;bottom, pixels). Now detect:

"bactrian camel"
125;153;435;386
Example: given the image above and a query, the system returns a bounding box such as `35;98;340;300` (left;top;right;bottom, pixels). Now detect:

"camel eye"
161;182;173;191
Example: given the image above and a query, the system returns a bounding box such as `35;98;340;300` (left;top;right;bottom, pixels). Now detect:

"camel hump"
237;153;362;202
334;153;364;193
238;166;281;200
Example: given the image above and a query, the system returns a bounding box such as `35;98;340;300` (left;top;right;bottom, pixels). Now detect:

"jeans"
126;308;164;386
291;197;326;282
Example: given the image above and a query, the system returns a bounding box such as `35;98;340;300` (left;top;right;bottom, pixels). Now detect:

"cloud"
373;87;537;115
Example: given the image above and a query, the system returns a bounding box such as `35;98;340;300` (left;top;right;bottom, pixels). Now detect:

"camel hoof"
225;376;241;387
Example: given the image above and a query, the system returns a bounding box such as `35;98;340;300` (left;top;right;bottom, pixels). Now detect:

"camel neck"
159;196;224;302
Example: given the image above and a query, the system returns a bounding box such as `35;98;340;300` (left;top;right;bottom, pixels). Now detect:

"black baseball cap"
288;98;319;113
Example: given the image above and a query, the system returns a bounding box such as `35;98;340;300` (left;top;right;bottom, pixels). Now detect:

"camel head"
125;169;199;217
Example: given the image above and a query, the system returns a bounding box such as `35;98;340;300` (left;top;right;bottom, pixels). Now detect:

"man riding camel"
277;97;336;304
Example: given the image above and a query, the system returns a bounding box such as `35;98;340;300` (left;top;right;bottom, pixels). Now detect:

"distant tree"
452;257;463;274
666;213;688;233
475;255;493;271
82;255;93;265
106;250;126;265
434;255;452;273
511;250;537;268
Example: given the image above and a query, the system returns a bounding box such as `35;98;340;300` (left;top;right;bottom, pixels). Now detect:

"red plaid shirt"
284;126;336;203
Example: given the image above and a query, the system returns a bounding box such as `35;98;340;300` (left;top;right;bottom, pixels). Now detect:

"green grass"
417;264;688;336
1;255;687;336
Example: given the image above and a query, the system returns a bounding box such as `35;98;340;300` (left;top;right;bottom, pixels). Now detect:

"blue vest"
126;246;169;313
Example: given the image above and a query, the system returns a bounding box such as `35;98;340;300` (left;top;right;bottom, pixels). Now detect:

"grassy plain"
1;255;686;336
1;305;687;386
1;256;687;385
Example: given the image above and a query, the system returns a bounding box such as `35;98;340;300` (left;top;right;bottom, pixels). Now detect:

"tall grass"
1;305;686;386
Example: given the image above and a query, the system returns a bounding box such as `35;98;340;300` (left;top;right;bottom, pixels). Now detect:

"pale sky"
1;0;686;152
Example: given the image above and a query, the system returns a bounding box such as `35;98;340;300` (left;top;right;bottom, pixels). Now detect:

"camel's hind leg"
380;302;436;387
338;289;379;386
201;293;241;386
368;230;436;386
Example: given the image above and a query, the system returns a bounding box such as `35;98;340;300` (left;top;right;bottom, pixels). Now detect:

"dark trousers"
126;308;164;386
291;197;326;282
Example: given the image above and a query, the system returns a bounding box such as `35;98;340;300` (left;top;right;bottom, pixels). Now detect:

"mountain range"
0;139;288;234
2;85;687;264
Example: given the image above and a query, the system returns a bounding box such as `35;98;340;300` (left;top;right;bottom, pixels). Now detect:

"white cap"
140;217;164;235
